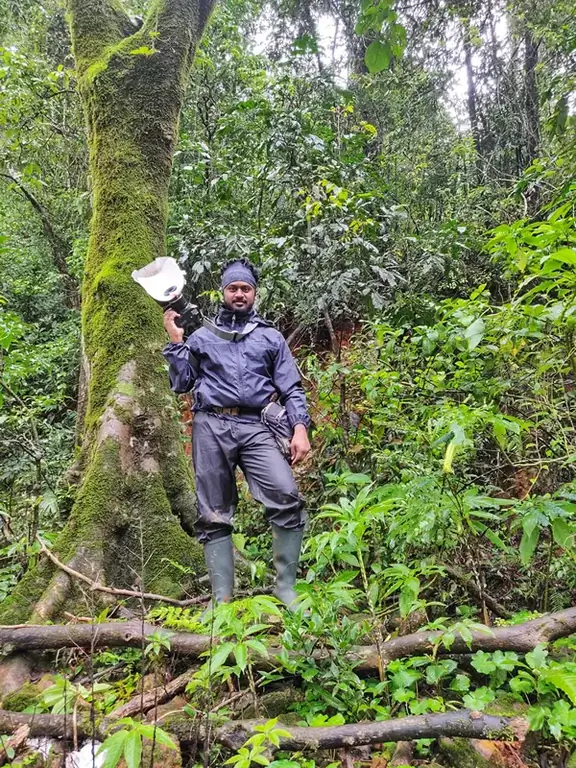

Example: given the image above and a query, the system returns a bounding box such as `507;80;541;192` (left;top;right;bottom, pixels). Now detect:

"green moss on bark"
1;682;42;712
0;559;54;625
438;738;495;768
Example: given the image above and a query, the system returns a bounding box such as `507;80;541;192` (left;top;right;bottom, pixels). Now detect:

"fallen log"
107;667;196;720
1;606;576;673
0;620;211;657
369;606;576;664
0;708;528;751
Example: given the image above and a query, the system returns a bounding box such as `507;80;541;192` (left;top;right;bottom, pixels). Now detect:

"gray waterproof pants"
192;411;305;543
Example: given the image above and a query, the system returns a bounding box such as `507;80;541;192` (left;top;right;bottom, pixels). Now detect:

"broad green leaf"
234;642;248;672
450;674;470;692
548;248;576;266
519;526;540;565
150;728;178;750
99;730;129;768
543;671;576;705
462;686;495;710
525;644;549;670
207;641;235;671
464;317;485;350
551;517;573;548
471;651;496;675
365;40;391;73
123;730;142;768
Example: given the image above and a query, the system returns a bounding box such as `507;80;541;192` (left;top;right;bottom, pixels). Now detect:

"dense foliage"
1;0;576;765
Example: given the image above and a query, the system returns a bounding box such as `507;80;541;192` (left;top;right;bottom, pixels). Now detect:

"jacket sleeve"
272;337;311;428
162;337;200;394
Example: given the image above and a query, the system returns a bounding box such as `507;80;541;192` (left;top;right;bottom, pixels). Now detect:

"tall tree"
0;0;215;629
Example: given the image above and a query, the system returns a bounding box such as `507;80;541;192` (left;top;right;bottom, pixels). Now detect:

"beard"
224;298;254;314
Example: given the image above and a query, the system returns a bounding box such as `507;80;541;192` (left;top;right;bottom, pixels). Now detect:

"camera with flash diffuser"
131;257;202;339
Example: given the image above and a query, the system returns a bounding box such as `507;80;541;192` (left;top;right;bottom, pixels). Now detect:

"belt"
208;406;263;416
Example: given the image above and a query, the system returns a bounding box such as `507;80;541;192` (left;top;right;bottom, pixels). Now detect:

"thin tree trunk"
523;26;540;214
463;23;483;180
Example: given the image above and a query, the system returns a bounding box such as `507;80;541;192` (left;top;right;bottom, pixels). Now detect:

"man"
162;259;311;610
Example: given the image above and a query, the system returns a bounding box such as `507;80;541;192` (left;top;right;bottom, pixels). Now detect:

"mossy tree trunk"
0;0;216;625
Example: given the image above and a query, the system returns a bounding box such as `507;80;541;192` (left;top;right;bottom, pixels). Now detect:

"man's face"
223;281;256;314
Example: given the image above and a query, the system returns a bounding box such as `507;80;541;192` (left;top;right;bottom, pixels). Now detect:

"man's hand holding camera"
163;309;184;343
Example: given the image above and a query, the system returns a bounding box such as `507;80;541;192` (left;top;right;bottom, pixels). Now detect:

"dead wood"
442;564;512;619
0;724;30;767
107;668;196;720
39;541;207;608
0;708;528;751
2;606;576;674
391;740;414;765
0;621;211;657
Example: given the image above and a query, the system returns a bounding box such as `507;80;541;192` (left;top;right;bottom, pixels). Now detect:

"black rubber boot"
203;536;234;606
271;524;304;611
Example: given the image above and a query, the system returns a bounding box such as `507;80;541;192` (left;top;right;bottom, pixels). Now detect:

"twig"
442;564;512;619
38;538;206;607
40;538;272;608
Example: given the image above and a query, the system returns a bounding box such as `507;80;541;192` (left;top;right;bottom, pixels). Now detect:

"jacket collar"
216;306;258;329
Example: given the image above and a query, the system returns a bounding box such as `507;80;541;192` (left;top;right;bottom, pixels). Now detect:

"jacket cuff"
288;412;311;429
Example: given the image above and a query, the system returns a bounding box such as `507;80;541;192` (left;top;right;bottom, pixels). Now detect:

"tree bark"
0;708;528;750
0;0;216;625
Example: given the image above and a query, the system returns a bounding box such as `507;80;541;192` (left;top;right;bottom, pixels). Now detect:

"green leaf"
207;642;235;671
234;643;248;672
462;686;495;711
365;40;391;73
551;518;573;548
525;644;549;670
151;728;178;750
519;526;540;565
99;731;129;768
129;46;157;56
464;317;485;350
543;671;576;704
123;730;142;768
450;674;470;692
548;248;576;266
246;638;269;657
471;651;497;675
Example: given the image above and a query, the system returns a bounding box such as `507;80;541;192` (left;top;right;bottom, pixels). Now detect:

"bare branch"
0;172;79;308
38;539;208;608
0;709;528;751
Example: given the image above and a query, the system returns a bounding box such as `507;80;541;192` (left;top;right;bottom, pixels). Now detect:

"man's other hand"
163;309;184;343
291;424;311;464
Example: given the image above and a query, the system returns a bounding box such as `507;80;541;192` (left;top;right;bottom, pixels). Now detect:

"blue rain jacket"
162;308;310;428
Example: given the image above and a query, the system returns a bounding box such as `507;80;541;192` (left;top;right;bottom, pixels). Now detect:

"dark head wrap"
221;261;258;289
